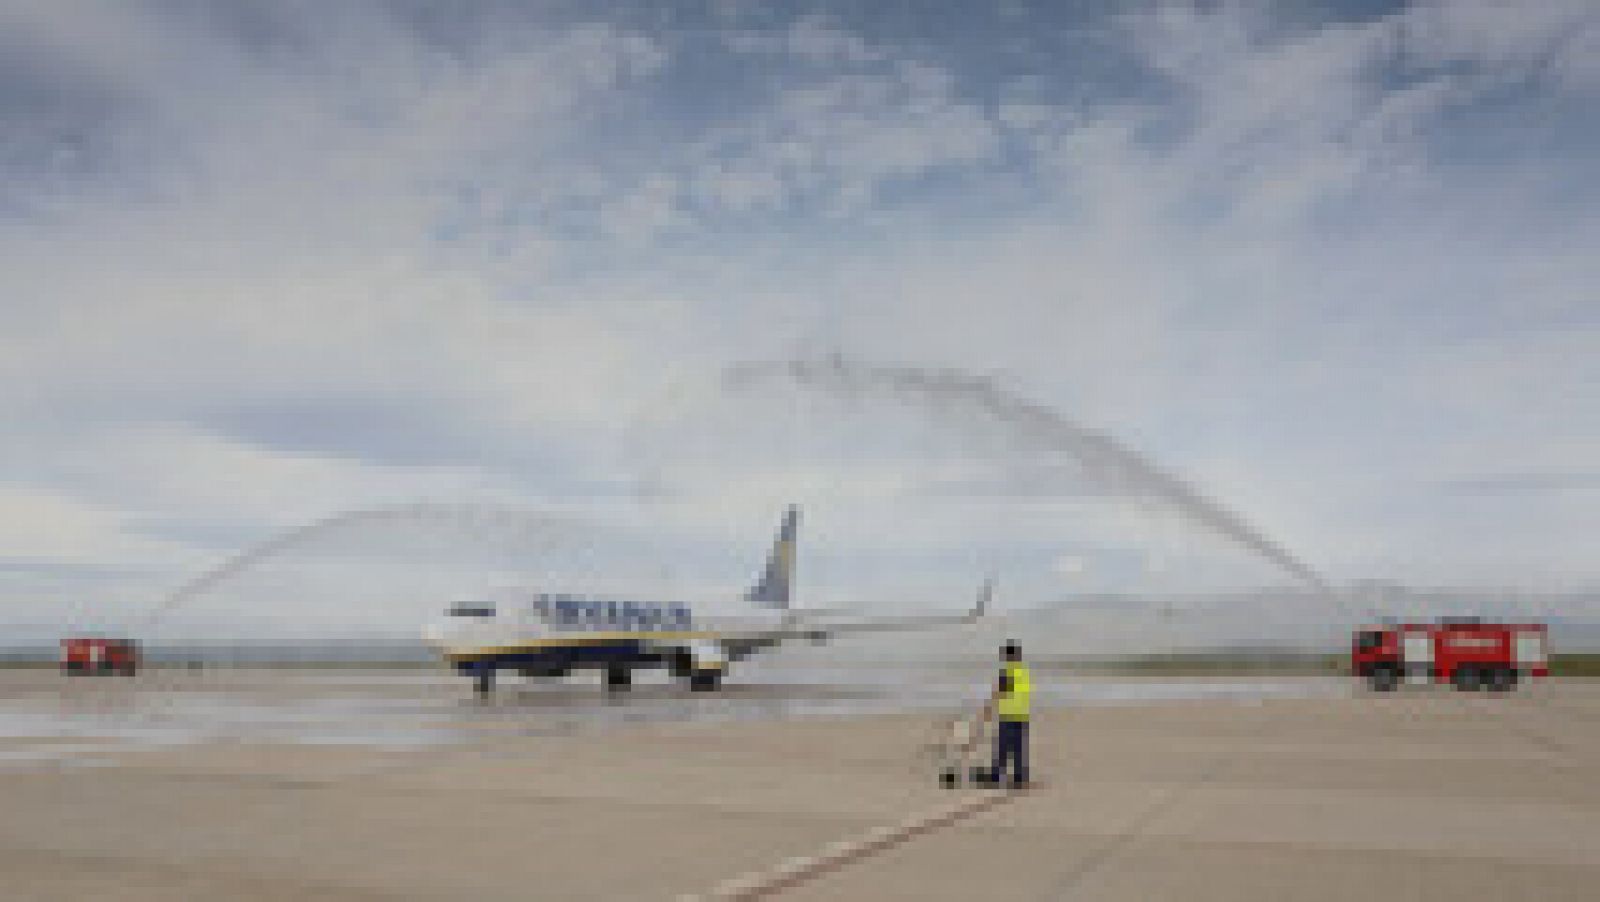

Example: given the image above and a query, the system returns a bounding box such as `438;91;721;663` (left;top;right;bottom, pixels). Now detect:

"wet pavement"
0;663;1343;766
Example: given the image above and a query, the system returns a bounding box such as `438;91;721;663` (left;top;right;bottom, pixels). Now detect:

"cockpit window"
448;603;496;618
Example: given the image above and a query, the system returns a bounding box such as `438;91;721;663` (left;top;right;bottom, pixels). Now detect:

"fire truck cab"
60;637;140;676
1352;619;1546;692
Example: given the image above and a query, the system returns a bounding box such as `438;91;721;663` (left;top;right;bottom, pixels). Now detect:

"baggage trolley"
920;710;992;788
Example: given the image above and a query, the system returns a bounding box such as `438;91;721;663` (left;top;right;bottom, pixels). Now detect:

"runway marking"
680;789;1021;901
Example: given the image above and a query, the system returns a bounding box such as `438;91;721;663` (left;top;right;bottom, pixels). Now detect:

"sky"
1;1;1597;638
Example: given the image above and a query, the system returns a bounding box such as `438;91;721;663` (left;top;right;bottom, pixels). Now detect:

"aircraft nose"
421;621;456;649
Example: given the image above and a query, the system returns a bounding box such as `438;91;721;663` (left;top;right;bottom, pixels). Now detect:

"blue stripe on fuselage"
453;640;659;674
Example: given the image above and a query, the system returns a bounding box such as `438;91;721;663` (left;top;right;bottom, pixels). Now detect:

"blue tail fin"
745;506;798;609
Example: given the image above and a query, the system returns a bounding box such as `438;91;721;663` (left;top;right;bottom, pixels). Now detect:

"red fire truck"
60;637;140;676
1352;619;1547;692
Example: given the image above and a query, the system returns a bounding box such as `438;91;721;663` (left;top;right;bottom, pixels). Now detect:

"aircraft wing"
723;579;993;648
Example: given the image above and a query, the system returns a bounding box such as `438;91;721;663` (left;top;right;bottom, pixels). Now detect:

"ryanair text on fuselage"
533;594;694;631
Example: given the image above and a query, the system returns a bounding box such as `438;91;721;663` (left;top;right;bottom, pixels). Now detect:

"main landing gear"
605;666;633;692
688;668;722;692
467;659;723;696
668;649;723;692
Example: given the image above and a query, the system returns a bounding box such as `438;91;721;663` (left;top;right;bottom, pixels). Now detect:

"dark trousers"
991;718;1029;785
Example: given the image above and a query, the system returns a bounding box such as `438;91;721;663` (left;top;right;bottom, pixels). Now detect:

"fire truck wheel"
1368;667;1399;692
1485;668;1517;692
1451;666;1483;691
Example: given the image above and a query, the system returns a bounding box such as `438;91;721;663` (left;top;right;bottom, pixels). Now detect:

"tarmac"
0;669;1595;900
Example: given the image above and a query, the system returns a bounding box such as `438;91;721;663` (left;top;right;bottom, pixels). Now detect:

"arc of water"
724;354;1330;593
143;503;582;626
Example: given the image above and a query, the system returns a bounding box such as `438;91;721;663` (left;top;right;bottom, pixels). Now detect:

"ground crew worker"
982;640;1031;788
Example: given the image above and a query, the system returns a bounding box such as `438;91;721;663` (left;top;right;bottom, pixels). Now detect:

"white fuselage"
423;593;785;669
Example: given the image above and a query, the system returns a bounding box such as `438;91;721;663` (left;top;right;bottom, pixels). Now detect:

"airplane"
423;506;992;695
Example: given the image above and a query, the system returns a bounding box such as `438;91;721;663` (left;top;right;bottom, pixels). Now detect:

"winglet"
967;577;995;622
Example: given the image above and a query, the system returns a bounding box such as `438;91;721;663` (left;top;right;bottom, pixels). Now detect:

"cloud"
722;14;881;65
673;30;1003;221
1438;471;1600;496
1;1;1597;635
0;483;185;565
1052;554;1087;576
1402;0;1600;92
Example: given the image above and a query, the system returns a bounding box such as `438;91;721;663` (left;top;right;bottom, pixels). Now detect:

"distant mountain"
1546;617;1600;651
0;629;432;665
1010;588;1600;652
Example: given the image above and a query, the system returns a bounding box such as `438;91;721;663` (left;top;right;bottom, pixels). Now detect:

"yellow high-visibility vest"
998;662;1031;721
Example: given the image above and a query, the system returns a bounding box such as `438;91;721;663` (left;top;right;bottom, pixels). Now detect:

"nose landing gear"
473;662;496;697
